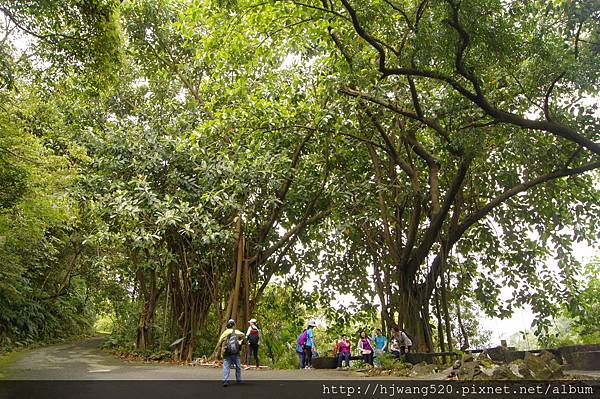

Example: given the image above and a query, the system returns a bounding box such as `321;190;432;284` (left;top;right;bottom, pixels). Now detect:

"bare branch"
328;26;353;67
362;105;416;178
543;72;566;122
452;161;600;243
405;156;472;278
337;0;600;154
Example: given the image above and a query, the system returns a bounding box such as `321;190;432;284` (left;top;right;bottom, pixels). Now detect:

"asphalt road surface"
2;336;598;381
0;336;379;380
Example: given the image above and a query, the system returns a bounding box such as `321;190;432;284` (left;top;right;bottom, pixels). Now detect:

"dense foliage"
0;0;598;358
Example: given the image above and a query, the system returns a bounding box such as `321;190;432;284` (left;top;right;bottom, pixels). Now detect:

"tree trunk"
396;279;430;351
440;270;453;352
166;233;215;361
434;285;446;353
456;298;470;350
421;302;434;352
135;251;161;352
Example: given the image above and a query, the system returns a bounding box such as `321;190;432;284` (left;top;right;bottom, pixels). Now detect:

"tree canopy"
0;0;598;358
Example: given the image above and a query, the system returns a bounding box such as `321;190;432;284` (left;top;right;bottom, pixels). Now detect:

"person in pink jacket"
335;334;351;369
357;331;374;366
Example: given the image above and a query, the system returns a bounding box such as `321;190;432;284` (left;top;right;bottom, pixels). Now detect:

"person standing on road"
296;328;307;369
217;319;246;387
303;321;317;369
245;318;260;368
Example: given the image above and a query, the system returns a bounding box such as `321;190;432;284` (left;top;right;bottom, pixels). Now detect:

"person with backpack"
296;328;307;369
358;331;374;366
245;318;260;368
217;319;246;387
297;321;316;369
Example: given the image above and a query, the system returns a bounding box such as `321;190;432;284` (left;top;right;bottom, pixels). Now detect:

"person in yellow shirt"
216;319;246;387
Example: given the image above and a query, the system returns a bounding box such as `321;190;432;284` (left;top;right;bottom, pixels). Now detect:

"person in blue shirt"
303;321;317;369
296;329;306;369
372;328;387;367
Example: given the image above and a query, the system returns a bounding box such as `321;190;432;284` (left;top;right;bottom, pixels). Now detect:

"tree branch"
362;105;416;178
452;161;600;244
543;72;565;123
337;0;600;155
406;156;472;278
340;86;455;146
255;131;315;248
367;142;401;263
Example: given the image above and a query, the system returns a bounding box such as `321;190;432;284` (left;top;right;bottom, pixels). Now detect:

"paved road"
2;337;599;381
0;336;380;380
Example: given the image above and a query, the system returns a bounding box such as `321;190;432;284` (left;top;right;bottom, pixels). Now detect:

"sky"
480;240;597;346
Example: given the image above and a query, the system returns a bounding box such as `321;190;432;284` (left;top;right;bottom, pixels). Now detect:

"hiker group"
216;317;413;386
216;318;261;387
296;322;413;369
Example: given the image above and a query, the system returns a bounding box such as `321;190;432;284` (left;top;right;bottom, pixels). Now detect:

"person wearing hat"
217;319;246;387
245;318;260;368
303;321;317;369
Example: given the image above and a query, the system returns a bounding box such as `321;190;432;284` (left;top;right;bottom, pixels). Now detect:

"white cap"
248;318;257;323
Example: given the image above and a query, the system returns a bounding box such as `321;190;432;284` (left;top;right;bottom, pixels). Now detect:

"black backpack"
224;331;241;355
248;329;259;345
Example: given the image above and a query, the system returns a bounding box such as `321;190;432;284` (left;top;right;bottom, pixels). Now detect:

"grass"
0;350;25;379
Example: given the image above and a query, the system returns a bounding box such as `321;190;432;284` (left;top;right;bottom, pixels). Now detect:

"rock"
398;369;413;377
477;352;494;368
411;361;438;376
519;352;563;380
446;370;458;380
484;346;509;362
457;360;481;380
462;353;474;363
477;351;492;362
479;364;497;378
539;350;557;363
492;364;520;380
505;351;527;362
509;362;524;378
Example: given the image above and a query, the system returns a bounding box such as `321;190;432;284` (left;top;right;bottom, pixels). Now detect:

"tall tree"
276;0;599;349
